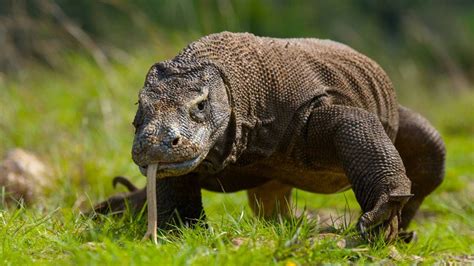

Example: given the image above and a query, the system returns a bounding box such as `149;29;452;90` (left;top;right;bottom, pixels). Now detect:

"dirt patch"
0;148;52;205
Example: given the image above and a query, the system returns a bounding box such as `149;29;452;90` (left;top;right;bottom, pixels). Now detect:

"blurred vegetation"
1;1;473;264
1;0;474;94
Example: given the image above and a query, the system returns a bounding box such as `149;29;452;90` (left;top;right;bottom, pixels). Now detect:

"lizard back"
169;32;399;162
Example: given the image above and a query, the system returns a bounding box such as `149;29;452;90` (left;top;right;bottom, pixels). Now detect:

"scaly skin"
93;32;445;243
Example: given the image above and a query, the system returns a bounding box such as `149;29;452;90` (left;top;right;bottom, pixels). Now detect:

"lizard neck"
174;33;271;166
174;32;327;168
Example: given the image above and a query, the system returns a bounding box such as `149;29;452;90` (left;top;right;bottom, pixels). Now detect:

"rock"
0;148;52;206
410;255;424;262
308;233;358;249
230;237;247;247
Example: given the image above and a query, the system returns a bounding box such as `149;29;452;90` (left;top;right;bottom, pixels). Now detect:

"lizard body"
94;32;445;242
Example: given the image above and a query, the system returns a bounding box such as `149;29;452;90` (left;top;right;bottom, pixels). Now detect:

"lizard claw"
357;211;388;242
398;230;417;243
357;193;412;243
357;216;370;240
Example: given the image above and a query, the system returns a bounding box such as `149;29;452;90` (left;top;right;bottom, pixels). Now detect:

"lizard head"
132;61;231;177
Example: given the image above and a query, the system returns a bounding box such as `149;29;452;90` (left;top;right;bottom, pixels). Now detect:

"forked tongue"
143;163;158;244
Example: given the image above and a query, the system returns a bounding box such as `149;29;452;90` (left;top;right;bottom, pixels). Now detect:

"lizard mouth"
139;154;205;177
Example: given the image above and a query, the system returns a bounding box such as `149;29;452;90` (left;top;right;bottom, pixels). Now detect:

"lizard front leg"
307;105;412;242
93;173;206;233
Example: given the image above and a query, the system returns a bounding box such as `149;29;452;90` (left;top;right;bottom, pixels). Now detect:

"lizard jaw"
139;153;207;178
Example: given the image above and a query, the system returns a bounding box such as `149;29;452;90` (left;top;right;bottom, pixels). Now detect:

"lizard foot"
398;230;417;243
357;193;413;243
92;177;146;215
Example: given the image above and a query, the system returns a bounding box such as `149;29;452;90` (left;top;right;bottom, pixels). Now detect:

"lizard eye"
197;101;206;111
190;100;208;122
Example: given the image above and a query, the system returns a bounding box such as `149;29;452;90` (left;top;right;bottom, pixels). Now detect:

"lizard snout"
132;124;201;171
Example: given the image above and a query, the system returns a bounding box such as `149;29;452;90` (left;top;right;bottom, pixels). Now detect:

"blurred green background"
2;0;474;93
1;1;474;264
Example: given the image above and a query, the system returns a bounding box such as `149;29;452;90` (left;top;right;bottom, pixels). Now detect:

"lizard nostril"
171;137;181;147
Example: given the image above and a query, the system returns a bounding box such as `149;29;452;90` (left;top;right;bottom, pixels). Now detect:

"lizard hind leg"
247;180;293;219
395;106;446;229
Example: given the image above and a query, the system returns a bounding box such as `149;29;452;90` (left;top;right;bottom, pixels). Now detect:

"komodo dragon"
94;32;445;243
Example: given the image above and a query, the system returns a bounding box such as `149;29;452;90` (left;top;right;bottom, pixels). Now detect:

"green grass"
0;52;473;265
